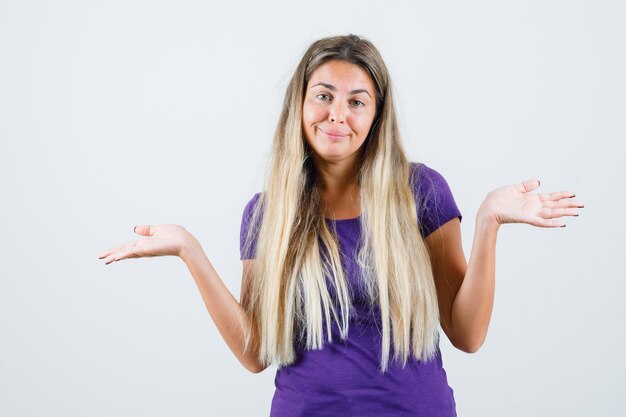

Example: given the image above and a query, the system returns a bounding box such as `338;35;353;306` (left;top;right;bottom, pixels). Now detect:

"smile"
319;128;348;141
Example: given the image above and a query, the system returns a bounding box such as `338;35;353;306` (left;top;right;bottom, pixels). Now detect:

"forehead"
307;60;375;91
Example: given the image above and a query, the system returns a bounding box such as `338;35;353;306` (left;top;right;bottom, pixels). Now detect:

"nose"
328;101;346;124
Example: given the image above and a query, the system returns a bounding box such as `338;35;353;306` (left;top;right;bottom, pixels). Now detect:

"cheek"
302;110;312;126
353;115;375;136
303;104;323;125
301;112;315;142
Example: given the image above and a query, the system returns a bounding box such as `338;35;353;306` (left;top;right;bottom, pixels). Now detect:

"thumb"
518;179;540;193
133;225;152;236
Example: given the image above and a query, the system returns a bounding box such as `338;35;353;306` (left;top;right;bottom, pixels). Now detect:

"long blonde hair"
241;34;439;373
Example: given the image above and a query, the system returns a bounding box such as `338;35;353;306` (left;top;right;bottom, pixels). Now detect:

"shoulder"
241;192;265;230
408;162;451;194
408;161;462;238
243;192;263;216
409;161;447;180
240;192;264;260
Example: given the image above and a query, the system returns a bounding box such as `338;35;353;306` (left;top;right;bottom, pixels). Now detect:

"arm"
181;236;267;373
426;180;583;353
425;215;497;353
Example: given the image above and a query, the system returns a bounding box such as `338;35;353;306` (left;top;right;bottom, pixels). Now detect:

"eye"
316;94;331;101
351;99;365;107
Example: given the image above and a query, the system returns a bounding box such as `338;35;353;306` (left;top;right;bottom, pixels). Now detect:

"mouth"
318;127;348;140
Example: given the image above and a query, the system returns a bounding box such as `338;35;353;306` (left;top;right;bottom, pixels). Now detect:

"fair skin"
301;60;376;218
98;59;584;373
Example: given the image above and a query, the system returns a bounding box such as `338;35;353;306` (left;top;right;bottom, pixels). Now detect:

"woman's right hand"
98;224;195;265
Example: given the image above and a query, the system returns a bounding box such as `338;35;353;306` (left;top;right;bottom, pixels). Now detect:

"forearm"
450;210;500;352
180;236;265;373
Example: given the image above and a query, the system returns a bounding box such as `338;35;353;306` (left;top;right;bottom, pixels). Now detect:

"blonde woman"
99;34;584;416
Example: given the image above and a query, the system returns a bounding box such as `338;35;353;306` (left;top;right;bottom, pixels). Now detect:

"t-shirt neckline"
325;216;361;222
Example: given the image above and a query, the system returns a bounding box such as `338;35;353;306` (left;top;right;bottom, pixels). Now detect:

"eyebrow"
310;82;372;98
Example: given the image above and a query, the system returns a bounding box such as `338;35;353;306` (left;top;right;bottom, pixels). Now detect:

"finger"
539;207;580;219
103;253;119;265
99;243;126;260
539;191;576;202
104;254;130;265
134;225;153;236
517;179;541;193
103;249;135;265
541;199;585;209
102;248;125;264
533;216;567;228
101;242;139;264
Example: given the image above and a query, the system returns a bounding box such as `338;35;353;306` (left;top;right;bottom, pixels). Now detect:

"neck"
312;155;360;197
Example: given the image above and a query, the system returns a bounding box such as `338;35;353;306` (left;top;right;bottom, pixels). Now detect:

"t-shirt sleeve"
239;192;263;260
410;163;462;239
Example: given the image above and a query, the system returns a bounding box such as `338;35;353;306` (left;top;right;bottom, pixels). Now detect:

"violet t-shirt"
240;162;462;417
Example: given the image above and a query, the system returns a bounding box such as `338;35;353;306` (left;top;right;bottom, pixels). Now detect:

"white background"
1;0;624;416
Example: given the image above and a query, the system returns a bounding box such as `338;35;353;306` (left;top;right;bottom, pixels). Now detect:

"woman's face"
302;60;377;166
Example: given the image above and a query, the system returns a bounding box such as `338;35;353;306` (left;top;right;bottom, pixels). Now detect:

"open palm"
481;180;584;228
98;224;190;265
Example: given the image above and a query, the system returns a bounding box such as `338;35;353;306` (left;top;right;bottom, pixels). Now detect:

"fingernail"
133;226;137;233
561;224;567;227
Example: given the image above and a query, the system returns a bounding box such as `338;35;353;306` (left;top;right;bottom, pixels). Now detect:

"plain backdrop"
1;0;624;416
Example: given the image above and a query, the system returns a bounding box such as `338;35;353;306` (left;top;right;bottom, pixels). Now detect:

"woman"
99;34;583;416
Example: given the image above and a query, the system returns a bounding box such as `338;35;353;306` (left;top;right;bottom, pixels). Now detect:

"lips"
319;127;349;139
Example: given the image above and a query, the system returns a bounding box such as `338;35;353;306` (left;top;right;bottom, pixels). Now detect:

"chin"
317;151;354;163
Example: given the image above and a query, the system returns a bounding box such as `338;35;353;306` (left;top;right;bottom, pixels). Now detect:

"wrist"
476;203;501;232
179;233;202;262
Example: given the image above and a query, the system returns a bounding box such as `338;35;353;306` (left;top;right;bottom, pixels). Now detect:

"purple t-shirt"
240;162;462;417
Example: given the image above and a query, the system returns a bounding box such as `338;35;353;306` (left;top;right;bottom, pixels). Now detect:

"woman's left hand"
479;179;584;228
